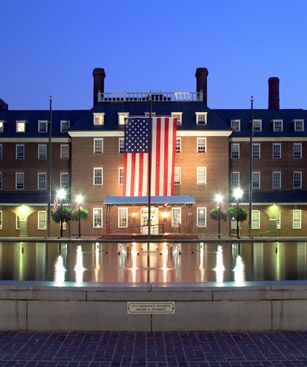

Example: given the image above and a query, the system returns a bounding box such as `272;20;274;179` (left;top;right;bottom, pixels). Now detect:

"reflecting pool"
0;241;306;283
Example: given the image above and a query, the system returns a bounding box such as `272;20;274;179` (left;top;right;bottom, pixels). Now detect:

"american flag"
123;116;177;196
53;195;58;212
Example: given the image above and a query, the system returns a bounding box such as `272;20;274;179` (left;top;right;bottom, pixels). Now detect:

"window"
118;113;129;126
60;172;69;189
0;121;4;133
0;210;2;229
16;120;25;133
16;172;24;190
93;168;103;185
16;144;24;160
118;167;124;185
93;113;105;126
171;112;182;125
293;143;302;159
293;171;302;189
197;138;206;153
231;172;240;188
272;171;281;189
171;207;181;228
197;207;207;227
60;144;70;160
176;138;181;153
174;167;181;185
273;120;283;132
60;120;70;133
119;138;125;153
38;120;48;133
252;119;262;132
37;211;47;230
0;144;2;160
293;210;302;229
93;139;103;154
118;207;128;228
93;208;103;228
231;119;241;132
37;172;47;190
252;143;260;159
231;143;240;159
38;144;47;160
144;112;156;117
294;119;304;132
252;171;261;189
252;210;260;229
197;167;207;184
196;112;207;125
0;172;2;190
276;212;281;230
272;143;281;159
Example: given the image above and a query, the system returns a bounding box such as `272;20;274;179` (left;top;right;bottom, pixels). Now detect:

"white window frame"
252;210;261;229
37;172;47;190
60;120;70;133
294;119;304;132
93;167;103;185
293;143;302;159
118;207;128;228
174;167;181;185
93;113;105;126
93;138;103;154
195;112;207;125
118;167;124;185
197;207;207;227
231;172;240;188
16;172;24;190
171;112;183;125
171;207;181;228
60;172;69;189
38;120;48;133
0;210;2;229
273;119;283;132
197;167;207;184
231;119;241;132
0;121;4;133
37;211;47;230
16;144;25;160
272;143;281;159
16;120;25;133
176;138;181;153
38;144;47;160
293;209;302;229
252;171;261;189
60;144;70;160
252;119;262;132
93;208;103;228
119;138;124;153
231;143;240;159
197;138;206;153
293;171;302;189
252;143;261;159
118;112;129;126
272;171;281;189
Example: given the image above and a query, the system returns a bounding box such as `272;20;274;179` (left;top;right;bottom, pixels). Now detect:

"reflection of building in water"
54;255;66;283
131;242;137;282
214;245;225;283
74;245;85;283
297;242;307;278
93;242;101;282
162;242;168;282
198;242;206;282
233;255;245;283
35;242;46;280
252;243;264;280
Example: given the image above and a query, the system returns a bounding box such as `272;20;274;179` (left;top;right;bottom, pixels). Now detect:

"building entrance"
140;208;159;234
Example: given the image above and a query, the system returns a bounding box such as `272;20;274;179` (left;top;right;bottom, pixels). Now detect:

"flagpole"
147;92;152;279
47;96;53;238
248;96;254;237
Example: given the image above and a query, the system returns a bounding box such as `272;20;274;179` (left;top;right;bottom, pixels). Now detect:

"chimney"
93;68;106;106
195;67;209;105
0;98;8;111
268;77;280;110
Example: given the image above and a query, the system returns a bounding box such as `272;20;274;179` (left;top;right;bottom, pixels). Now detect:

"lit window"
272;143;281;159
231;172;240;188
197;167;207;184
60;144;70;160
38;120;48;133
0;121;4;133
118;207;128;228
93;139;103;154
93;168;103;185
118;167;124;185
60;120;70;133
293;143;302;159
0;210;2;229
16;120;25;133
118;113;129;126
252;143;260;159
272;171;281;189
293;171;302;189
37;172;47;190
231;119;241;132
38;144;47;160
252;171;261;189
273;120;283;132
252;210;260;229
119;138;125;153
60;172;69;189
252;119;262;132
93;113;105;126
0;172;2;190
16;144;25;160
176;138;181;153
231;143;240;159
171;207;181;228
197;138;206;153
197;207;207;227
294;119;304;132
37;211;47;230
171;112;182;125
293;210;302;229
16;172;24;190
196;112;207;125
93;208;103;228
174;167;181;185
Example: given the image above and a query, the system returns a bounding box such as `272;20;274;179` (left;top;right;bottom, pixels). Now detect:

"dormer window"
231;119;240;132
273;119;283;132
196;112;207;125
294;119;304;132
171;112;183;125
16;120;25;133
93;113;105;126
118;112;129;126
252;119;262;132
60;120;70;133
38;120;48;133
0;121;4;133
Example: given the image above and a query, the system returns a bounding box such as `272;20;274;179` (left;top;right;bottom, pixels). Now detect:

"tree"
227;207;247;222
210;208;227;221
51;207;73;223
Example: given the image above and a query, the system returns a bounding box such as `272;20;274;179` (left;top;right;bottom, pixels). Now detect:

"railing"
98;91;203;103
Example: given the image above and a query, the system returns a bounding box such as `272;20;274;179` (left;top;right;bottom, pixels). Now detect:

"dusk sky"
1;1;307;110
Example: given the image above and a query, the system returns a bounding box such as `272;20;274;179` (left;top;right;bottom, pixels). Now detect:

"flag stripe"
163;118;169;196
155;118;161;196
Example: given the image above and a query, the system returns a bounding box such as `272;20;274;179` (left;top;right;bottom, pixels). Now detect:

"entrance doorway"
141;208;159;234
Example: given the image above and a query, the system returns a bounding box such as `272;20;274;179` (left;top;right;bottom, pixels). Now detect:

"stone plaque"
127;302;175;314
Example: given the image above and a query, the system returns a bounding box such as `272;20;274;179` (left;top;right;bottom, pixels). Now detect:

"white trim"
197;137;207;153
176;137;181;153
252;171;261;189
197;207;207;227
15;172;24;190
118;207;128;228
293;143;302;159
93;113;105;126
118;137;124;153
37;172;47;190
231;137;307;142
93;207;103;228
251;210;261;229
174;166;181;185
60;172;69;189
252;143;261;159
0;138;70;142
272;143;282;159
171;112;183;125
118;167;124;185
171;207;181;228
16;144;25;160
197;167;207;184
60;144;70;160
0;210;2;229
272;171;281;189
93;167;103;185
37;210;47;230
38;144;47;160
93;138;104;154
38;120;48;133
293;209;302;229
118;112;129;126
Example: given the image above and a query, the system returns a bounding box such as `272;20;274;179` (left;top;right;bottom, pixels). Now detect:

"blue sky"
1;0;307;110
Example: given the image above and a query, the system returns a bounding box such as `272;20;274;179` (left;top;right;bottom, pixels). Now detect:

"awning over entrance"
104;195;195;205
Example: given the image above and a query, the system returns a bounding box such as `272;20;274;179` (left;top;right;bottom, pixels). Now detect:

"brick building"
0;68;306;238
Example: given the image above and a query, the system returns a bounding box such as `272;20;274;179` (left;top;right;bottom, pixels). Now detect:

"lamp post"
75;194;84;238
57;188;66;238
233;187;243;238
215;194;224;239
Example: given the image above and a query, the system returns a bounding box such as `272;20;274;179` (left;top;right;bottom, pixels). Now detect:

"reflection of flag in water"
123;117;177;196
53;195;58;212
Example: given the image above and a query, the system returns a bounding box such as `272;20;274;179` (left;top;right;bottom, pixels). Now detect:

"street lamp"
233;187;243;238
75;194;84;238
57;188;66;238
215;194;224;239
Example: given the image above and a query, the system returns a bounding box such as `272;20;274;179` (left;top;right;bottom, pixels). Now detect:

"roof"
104;195;195;205
231;191;307;205
0;192;49;205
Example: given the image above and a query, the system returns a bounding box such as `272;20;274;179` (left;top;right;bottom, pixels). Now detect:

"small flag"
53;195;58;212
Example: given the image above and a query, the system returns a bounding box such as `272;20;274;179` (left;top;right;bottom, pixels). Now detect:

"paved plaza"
0;331;307;366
